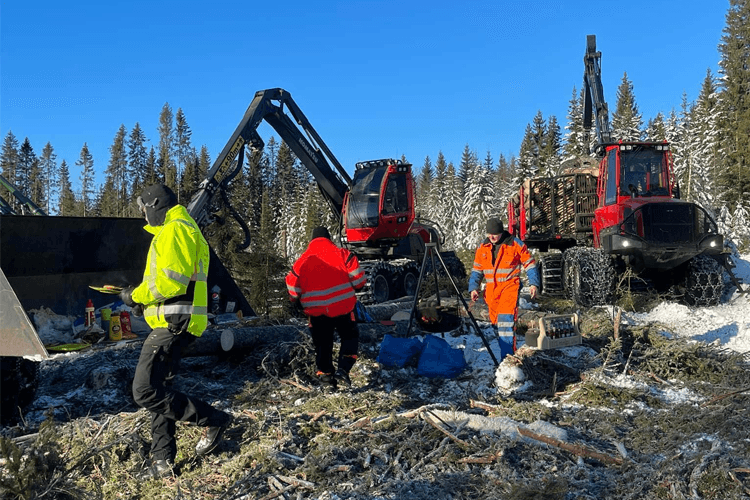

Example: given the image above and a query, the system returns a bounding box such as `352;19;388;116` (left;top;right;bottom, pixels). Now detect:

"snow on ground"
626;253;750;354
426;253;750;398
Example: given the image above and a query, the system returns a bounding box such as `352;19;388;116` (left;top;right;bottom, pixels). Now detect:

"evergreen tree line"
0;103;208;218
2;3;750;315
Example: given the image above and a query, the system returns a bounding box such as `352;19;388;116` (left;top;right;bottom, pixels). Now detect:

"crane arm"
0;173;46;216
187;88;351;250
582;34;612;153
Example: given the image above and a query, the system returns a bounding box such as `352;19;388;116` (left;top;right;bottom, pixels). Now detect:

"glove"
131;304;144;317
120;286;138;308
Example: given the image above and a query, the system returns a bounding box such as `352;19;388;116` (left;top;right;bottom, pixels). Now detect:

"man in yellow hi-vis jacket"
120;184;231;480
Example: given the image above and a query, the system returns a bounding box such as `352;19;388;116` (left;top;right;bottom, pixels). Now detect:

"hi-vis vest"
132;205;209;336
286;237;366;318
469;234;540;300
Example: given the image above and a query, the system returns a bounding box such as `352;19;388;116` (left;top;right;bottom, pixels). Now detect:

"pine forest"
3;3;750;316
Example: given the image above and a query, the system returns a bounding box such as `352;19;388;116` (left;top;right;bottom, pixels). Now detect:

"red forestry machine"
507;35;727;307
188;88;463;304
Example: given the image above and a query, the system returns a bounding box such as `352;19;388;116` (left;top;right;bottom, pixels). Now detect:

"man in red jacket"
286;226;366;390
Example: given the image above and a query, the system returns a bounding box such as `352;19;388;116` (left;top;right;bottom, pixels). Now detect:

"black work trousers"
132;328;228;461
309;313;359;375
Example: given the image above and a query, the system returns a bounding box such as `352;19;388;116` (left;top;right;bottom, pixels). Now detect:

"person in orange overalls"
469;217;539;359
286;226;366;390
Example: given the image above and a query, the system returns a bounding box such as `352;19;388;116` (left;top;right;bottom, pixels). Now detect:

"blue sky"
0;1;728;189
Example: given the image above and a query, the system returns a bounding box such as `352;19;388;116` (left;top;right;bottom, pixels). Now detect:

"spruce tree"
0;131;20;212
689;70;722;216
145;147;159;186
563;87;587;160
158;103;177;191
28;155;46;212
516;124;538;185
611;72;643;141
717;0;750;217
442;162;462;250
458;144;475;184
40;143;58;215
431;151;449;242
128;122;149;202
17;138;36;196
76;143;95;217
543;115;562;176
460;160;494;249
530;111;547;175
416;155;433;218
103;125;129;216
58;160;77;216
175;108;194;202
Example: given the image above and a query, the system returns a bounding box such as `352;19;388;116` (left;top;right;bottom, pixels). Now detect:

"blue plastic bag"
376;334;423;368
417;335;467;378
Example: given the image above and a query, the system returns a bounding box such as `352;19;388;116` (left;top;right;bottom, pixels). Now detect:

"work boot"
195;418;230;456
317;371;337;391
334;369;351;388
136;459;173;480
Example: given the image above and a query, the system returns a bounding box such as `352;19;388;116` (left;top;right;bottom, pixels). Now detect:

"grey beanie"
311;226;331;241
486;217;504;235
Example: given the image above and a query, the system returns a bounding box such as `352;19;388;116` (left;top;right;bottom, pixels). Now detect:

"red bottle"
85;299;95;327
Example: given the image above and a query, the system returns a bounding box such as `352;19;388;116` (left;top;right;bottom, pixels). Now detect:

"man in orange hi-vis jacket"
286;226;366;390
469;217;539;360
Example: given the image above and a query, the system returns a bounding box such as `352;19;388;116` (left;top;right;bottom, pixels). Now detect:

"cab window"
604;150;617;205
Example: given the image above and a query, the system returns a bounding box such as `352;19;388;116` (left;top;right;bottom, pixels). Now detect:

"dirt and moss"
2;296;750;499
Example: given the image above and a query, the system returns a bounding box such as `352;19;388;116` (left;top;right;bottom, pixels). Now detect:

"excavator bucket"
0;214;255;358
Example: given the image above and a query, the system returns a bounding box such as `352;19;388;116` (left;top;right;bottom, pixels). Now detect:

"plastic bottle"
85;299;95;327
109;313;122;341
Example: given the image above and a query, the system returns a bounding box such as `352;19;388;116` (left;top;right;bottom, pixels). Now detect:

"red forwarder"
507;35;725;307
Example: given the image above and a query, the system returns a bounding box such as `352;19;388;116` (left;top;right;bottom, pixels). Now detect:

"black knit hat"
138;184;177;226
311;226;331;241
486;217;504;235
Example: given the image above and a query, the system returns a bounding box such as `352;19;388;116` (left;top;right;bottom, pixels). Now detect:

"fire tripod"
405;242;500;367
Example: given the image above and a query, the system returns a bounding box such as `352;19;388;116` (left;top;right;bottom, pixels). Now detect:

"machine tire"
683;255;724;307
564;247;615;307
358;261;395;304
397;261;420;298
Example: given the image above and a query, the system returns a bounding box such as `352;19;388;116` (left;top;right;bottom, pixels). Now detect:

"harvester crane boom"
0;173;47;216
187;88;352;250
582;34;612;153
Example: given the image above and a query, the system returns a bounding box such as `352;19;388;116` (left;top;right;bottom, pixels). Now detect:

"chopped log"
517;426;624;466
422;411;470;448
364;298;414;321
183;324;304;357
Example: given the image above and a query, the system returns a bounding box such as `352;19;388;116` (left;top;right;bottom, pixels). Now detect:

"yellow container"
109;313;122;341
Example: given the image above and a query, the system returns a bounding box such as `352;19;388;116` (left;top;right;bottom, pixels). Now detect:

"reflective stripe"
157;304;207;316
301;288;356;308
287;284;302;294
351;275;366;288
301;282;353;299
148;280;167;302
349;267;363;279
191;260;207;281
164;268;191;286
